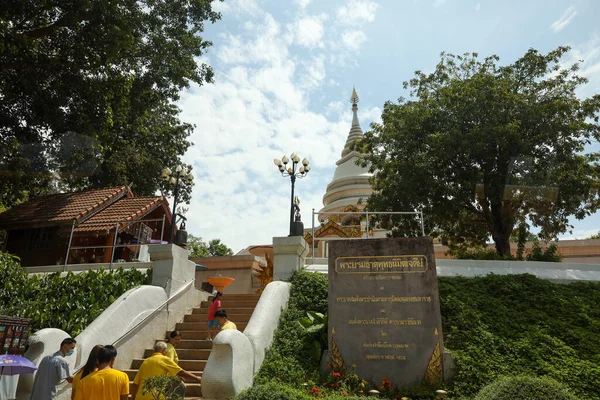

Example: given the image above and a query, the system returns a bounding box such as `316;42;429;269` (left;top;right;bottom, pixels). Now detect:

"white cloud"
295;0;312;10
361;106;383;126
475;3;481;12
289;15;326;48
563;34;600;98
336;0;379;26
300;55;326;88
433;0;447;7
213;0;261;17
341;30;368;51
176;11;370;252
217;14;288;65
551;6;577;33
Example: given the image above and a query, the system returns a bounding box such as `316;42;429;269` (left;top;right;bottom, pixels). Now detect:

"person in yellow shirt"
131;341;201;400
165;331;181;364
71;345;103;400
74;345;129;400
215;310;237;331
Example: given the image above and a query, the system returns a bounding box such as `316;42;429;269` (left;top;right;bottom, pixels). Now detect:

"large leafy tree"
355;47;600;256
188;234;234;257
0;0;221;206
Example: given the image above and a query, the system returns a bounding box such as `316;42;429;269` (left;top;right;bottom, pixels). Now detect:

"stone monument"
328;237;444;388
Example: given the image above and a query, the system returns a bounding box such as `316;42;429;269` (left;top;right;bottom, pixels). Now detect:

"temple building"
305;88;386;258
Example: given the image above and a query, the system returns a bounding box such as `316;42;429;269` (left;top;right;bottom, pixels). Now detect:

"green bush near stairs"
245;269;600;399
0;252;152;336
473;375;578;400
253;270;328;386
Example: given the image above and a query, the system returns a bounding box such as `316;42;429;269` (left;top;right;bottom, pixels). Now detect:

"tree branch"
23;11;94;39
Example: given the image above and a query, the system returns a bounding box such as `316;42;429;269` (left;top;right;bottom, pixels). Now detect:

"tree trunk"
493;233;512;257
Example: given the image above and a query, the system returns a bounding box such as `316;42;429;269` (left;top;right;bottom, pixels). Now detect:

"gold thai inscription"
336;296;431;303
336;255;428;274
348;318;422;326
366;354;407;360
362;275;403;281
363;342;410;349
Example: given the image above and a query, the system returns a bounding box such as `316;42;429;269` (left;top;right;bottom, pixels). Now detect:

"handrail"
111;279;195;347
72;279;196;374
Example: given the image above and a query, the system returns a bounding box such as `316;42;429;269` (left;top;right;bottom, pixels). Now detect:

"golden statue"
255;251;274;294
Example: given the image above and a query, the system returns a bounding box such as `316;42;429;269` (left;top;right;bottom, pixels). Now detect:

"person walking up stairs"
124;293;261;399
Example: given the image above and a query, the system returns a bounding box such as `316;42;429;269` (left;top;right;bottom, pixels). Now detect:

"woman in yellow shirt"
165;330;182;365
71;345;103;400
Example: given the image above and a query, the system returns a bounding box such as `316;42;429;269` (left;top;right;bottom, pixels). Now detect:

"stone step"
176;339;214;349
143;348;212;359
200;300;259;308
192;306;255;315
131;358;207;371
128;382;202;397
184;313;252;323
124;369;203;381
176;322;248;332
211;294;261;299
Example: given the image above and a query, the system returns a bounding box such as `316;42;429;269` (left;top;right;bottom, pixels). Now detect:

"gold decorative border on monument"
331;328;347;373
423;337;443;386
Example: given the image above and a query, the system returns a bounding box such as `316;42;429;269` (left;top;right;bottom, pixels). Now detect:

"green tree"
188;234;210;258
354;47;600;256
188;235;233;257
207;239;234;256
0;0;222;207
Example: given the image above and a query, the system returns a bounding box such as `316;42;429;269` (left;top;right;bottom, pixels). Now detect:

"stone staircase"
124;293;261;399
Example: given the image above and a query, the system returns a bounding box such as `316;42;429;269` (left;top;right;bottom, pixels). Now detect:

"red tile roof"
74;196;166;232
0;186;129;229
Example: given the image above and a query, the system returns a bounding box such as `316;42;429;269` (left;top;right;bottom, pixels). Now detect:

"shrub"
525;242;562;262
252;269;600;400
254;270;329;386
0;252;152;335
440;274;600;398
474;375;578;400
235;381;312;400
451;242;562;262
452;248;515;260
142;375;184;400
288;269;328;313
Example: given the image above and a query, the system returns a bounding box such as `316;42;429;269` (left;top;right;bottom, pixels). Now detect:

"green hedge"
473;375;578;400
250;269;600;399
0;252;152;336
254;270;328;386
439;274;600;399
236;382;312;400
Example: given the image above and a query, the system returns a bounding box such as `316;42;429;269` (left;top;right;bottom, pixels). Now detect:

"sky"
176;0;600;253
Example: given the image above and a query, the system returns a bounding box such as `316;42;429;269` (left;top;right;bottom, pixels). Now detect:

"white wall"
305;259;600;282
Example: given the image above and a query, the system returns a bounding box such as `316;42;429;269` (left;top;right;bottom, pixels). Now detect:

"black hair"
60;338;76;347
214;309;228;319
97;345;117;364
81;345;103;379
212;292;223;302
167;331;181;342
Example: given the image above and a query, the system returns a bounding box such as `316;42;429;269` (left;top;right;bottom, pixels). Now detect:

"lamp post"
273;153;310;236
161;164;194;244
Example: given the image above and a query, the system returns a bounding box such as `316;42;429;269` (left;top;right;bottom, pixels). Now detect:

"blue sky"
177;0;600;252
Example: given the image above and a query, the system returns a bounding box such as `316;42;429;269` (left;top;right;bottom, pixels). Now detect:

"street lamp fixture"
273;153;310;236
161;164;194;244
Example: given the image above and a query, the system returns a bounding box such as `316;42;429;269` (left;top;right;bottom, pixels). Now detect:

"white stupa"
320;87;373;214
